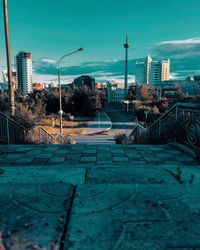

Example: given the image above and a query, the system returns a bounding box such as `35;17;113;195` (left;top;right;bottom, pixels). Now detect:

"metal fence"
0;112;72;145
0;111;26;144
148;102;200;148
132;103;200;149
38;126;56;144
38;127;69;144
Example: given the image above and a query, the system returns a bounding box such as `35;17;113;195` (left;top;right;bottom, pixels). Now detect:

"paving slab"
0;183;74;250
0;166;86;185
85;166;179;184
0;143;199;249
80;157;97;163
113;156;129;162
65;184;200;250
48;157;65;163
0;143;198;167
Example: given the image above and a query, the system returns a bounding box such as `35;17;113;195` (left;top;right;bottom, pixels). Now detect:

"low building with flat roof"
107;81;125;103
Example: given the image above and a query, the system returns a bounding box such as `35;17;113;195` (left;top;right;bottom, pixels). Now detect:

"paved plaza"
0;143;199;249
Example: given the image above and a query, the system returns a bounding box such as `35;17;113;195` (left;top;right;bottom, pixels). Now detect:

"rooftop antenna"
124;36;131;99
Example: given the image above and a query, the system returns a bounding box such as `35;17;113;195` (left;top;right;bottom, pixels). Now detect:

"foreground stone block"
85;166;178;184
0;166;86;185
65;184;200;250
0;183;74;250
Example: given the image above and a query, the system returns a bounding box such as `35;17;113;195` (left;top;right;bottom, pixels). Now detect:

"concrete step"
74;135;115;144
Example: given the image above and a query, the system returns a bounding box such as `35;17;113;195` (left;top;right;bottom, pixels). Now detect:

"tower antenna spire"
123;36;131;99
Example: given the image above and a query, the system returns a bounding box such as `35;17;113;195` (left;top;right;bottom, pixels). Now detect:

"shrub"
12;103;35;129
114;133;128;144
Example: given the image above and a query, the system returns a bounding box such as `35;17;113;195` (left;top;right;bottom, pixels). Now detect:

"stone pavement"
0;143;197;166
0;143;199;249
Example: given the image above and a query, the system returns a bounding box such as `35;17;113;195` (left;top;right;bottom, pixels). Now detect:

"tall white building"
144;55;152;85
16;51;33;94
135;55;170;85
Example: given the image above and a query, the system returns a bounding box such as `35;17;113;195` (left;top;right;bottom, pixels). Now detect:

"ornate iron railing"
133;102;200;148
0;111;26;144
132;103;200;148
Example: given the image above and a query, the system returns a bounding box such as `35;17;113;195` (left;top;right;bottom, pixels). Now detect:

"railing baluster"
38;126;57;144
0;111;27;144
158;120;161;136
6;117;10;144
176;104;179;122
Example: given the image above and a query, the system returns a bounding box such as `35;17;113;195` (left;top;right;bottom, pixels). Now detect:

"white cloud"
41;58;56;64
154;37;200;59
159;37;200;46
170;73;182;80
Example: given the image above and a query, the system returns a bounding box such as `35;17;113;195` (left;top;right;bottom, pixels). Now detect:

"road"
74;103;136;144
103;103;136;136
82;111;112;135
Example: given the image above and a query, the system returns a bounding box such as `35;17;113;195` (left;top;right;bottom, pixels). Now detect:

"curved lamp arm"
58;48;84;67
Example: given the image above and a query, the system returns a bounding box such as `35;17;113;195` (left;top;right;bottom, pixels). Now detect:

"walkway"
103;103;136;136
0;143;199;249
74;111;113;144
83;111;112;135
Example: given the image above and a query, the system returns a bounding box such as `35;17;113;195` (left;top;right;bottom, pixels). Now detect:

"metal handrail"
133;102;200;148
38;126;56;144
148;102;200;147
0;111;26;130
149;102;200;130
0;111;27;144
0;111;71;145
137;123;147;132
38;127;70;144
129;122;147;144
55;134;68;144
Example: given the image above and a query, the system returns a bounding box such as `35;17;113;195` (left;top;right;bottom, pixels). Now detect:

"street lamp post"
3;0;15;116
57;48;84;135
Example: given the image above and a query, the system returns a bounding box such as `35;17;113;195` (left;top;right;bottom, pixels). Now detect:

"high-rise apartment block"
16;51;33;94
136;55;170;85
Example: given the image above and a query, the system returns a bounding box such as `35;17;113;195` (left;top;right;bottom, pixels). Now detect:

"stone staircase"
0;143;199;249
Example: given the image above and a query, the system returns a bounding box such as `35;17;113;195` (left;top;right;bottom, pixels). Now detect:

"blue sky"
0;0;200;83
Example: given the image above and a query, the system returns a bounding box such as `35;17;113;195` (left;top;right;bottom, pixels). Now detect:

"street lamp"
3;0;15;115
124;100;130;112
57;48;84;135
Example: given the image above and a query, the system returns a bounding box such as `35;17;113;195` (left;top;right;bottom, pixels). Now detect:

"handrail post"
23;129;26;143
175;104;179;122
158;120;161;137
136;126;139;144
39;127;41;142
6;117;10;144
